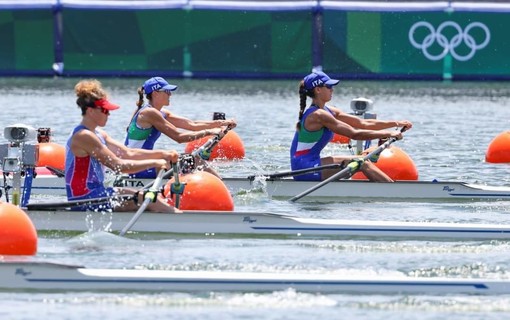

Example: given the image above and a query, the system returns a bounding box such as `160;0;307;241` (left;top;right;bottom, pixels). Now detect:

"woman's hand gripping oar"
179;124;235;174
195;124;235;160
289;127;408;202
166;126;235;206
119;168;168;236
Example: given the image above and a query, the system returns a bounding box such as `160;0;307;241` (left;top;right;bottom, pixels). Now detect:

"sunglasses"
157;89;173;95
98;107;110;115
88;106;110;115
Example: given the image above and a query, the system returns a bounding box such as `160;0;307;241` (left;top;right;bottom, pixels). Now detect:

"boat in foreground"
9;174;510;201
2;261;509;294
28;209;510;240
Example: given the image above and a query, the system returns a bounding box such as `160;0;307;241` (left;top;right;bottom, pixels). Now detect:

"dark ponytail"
126;86;146;132
297;80;315;130
135;86;144;108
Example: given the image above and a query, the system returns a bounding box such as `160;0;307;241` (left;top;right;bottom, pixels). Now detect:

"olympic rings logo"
409;21;490;61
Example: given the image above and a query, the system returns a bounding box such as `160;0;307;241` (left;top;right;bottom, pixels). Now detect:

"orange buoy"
0;202;37;255
184;131;245;160
37;142;65;170
331;134;350;144
351;146;419;181
486;131;510;163
163;171;234;211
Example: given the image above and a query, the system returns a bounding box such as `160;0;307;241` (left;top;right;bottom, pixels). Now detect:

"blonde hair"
74;79;108;115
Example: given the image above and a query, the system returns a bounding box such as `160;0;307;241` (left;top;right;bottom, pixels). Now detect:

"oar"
119;168;167;236
25;172;172;211
25;194;135;210
247;164;344;181
27;164;174;211
143;168;175;190
45;166;65;177
289;131;405;202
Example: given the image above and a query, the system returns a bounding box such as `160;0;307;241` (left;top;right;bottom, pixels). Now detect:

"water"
2;78;510;319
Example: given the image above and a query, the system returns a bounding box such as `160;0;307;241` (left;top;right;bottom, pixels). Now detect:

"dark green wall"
0;6;507;80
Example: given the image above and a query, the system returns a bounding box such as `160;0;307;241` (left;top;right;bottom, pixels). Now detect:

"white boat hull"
2;261;509;294
8;175;510;201
27;209;510;240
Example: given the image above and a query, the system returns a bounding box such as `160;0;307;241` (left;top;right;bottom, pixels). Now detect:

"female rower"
66;79;180;213
124;76;236;178
291;71;413;182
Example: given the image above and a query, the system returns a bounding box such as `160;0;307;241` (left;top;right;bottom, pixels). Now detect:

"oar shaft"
25;194;135;210
248;164;343;180
143;168;174;190
119;197;152;236
150;170;166;192
119;169;167;236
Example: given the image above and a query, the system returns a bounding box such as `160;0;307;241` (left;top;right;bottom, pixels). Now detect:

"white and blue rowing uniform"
65;125;114;211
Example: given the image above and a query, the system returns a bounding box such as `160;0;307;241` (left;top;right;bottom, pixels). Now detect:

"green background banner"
0;10;54;74
323;11;509;78
0;4;508;80
62;9;312;76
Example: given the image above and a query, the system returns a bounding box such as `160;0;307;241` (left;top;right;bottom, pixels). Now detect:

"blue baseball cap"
303;71;340;90
143;77;178;94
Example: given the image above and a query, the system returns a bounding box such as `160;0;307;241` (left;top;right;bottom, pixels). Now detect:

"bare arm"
307;109;402;141
168;113;237;131
104;132;179;163
140;108;230;143
70;129;173;174
330;107;413;131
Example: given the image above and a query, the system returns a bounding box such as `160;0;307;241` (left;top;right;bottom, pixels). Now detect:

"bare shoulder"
141;106;163;117
313;108;336;120
326;105;344;117
73;128;102;145
70;128;103;156
139;107;166;124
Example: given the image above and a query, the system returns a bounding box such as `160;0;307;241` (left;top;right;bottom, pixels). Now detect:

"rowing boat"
2;261;509;294
8;174;510;201
27;209;510;240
